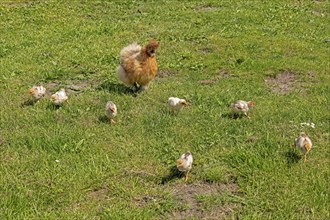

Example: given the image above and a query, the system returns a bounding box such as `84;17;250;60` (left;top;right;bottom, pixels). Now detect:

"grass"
0;0;329;219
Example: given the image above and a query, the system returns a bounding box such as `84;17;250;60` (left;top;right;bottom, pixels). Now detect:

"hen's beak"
149;49;156;57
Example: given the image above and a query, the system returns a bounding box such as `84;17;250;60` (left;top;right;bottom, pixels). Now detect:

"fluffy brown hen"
116;39;159;91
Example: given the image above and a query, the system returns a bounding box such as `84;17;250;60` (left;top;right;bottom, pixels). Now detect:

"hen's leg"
133;82;139;90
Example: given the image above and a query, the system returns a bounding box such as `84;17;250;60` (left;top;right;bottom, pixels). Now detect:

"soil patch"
87;187;109;201
43;79;97;95
65;80;91;94
199;69;233;85
0;1;39;8
133;181;240;219
157;69;179;78
133;195;164;207
198;47;212;54
265;70;297;94
167;181;240;219
196;4;221;12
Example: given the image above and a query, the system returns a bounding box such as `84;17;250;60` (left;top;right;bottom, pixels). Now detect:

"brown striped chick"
176;151;193;182
168;97;188;114
105;101;117;124
230;100;255;118
50;88;68;105
294;132;313;162
29;86;47;101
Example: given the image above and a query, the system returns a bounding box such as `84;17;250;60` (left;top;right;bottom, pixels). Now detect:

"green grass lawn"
1;0;329;219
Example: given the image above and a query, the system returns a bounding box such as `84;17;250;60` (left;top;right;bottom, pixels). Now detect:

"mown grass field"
0;0;329;219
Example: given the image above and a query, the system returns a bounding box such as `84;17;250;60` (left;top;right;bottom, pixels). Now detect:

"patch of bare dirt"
0;1;41;8
65;80;91;94
199;69;234;85
133;195;164;207
245;136;258;143
198;47;212;54
196;4;221;12
87;187;109;201
265;70;298;94
166;182;240;219
43;79;97;95
157;69;179;78
43;82;59;92
0;134;4;146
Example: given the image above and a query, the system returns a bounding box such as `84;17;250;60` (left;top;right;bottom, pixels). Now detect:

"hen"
294;132;312;162
116;39;159;91
168;97;188;114
50;88;68;105
230;100;255;118
176;151;193;182
105;101;117;124
29;85;47;101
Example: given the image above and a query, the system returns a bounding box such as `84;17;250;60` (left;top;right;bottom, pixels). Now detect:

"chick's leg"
110;119;116;124
304;154;307;162
184;171;189;182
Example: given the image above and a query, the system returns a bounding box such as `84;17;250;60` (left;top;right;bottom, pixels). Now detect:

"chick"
230;100;255;118
105;101;117;124
50;88;68;105
29;86;47;101
168;97;188;114
294;132;312;162
176;151;193;182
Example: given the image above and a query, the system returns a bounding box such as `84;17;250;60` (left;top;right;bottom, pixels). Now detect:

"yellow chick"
50;88;68;105
29;86;46;101
294;132;312;162
168;97;188;114
105;101;117;124
176;151;193;182
230;100;255;118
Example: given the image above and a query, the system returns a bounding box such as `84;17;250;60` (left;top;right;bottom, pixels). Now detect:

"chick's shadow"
46;103;62;110
160;165;184;184
20;99;37;107
221;112;241;119
284;150;301;165
98;115;110;124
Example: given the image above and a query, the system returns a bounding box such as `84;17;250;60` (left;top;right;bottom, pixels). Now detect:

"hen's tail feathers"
116;65;130;86
119;43;141;64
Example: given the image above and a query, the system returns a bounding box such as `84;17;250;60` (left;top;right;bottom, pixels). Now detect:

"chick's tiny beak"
29;89;34;94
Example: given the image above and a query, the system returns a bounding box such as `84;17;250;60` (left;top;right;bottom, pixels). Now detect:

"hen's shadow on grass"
97;81;137;96
161;165;184;184
284;150;301;165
